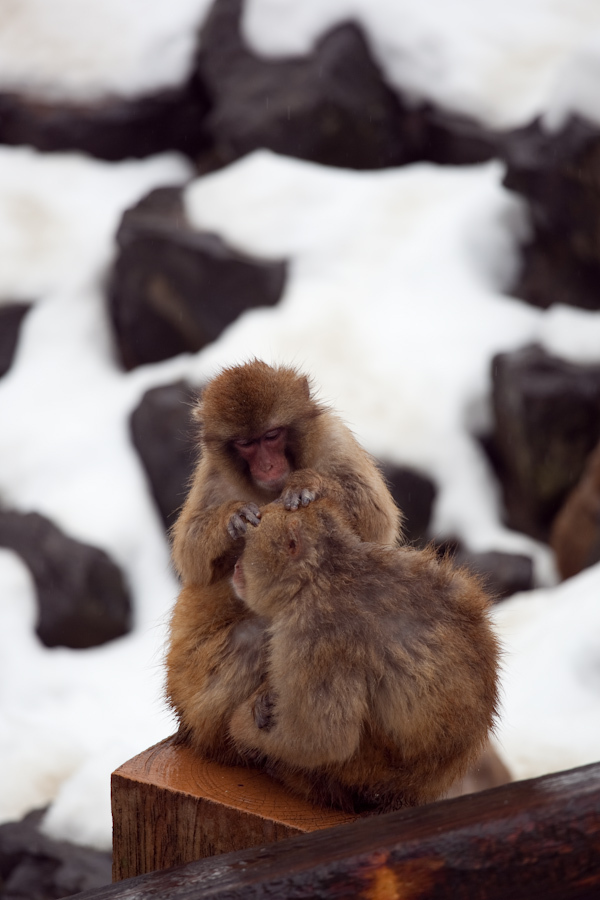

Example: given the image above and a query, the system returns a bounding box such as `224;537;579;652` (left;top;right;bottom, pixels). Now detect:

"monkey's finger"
227;515;247;539
300;489;316;507
241;507;261;527
282;490;300;510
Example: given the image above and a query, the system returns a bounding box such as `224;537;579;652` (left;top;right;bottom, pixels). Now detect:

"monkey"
228;497;500;813
166;360;402;760
550;439;600;580
171;360;401;587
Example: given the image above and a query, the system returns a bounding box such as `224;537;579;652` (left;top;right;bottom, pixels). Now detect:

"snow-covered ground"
0;0;600;853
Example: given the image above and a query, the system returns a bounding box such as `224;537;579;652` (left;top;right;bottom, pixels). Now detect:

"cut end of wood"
111;735;357;882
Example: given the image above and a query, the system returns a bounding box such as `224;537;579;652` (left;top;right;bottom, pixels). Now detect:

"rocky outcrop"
108;186;287;370
130;380;199;531
0;809;111;900
0;78;210;163
504;116;600;311
0;303;31;378
489;344;600;540
0;510;132;649
196;0;498;171
379;462;437;545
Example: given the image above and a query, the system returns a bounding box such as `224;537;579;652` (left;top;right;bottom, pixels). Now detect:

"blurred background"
2;0;600;895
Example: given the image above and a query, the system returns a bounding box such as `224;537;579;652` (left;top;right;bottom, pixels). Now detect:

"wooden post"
111;735;357;881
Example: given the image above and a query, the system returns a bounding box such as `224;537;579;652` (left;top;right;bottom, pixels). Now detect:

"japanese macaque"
166;360;402;760
229;498;500;812
550;440;600;580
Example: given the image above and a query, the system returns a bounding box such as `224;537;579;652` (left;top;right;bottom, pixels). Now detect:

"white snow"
0;0;214;101
243;0;600;129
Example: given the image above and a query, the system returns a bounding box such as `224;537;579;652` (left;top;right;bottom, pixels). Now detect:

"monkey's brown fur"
167;361;402;760
229;499;500;813
171;360;401;587
550;440;600;580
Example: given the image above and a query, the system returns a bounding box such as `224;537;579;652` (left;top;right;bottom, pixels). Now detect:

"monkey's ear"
286;521;303;558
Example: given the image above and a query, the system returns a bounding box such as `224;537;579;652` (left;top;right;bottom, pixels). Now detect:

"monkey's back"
267;542;500;812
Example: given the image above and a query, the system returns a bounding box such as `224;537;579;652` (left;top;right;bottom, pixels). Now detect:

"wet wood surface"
97;760;600;898
111;735;357;881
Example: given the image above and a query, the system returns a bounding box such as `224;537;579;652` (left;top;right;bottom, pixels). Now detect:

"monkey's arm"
282;466;401;546
172;468;261;585
166;582;267;762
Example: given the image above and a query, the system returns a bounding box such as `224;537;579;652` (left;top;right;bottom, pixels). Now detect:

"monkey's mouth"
254;474;289;494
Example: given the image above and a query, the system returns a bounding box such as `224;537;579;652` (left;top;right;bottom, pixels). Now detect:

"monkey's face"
233;427;291;494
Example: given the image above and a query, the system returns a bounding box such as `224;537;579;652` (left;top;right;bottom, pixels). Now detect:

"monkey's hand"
227;503;261;539
282;470;323;510
253;691;276;731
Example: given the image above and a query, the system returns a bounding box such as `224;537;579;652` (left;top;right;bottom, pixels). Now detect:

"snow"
243;0;600;129
0;0;599;855
0;0;214;101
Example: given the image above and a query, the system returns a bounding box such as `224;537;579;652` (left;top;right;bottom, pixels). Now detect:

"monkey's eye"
234;438;255;449
264;429;283;442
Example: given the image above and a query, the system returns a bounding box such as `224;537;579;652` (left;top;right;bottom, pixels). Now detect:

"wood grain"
97;760;600;898
111;735;357;880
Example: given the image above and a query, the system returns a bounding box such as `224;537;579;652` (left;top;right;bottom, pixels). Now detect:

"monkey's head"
196;361;324;494
232;499;355;615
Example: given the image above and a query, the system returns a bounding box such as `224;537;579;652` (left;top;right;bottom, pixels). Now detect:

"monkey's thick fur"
167;361;401;761
229;499;500;813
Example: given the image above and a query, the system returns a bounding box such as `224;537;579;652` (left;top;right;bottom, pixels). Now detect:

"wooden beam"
92;761;600;899
111;735;357;880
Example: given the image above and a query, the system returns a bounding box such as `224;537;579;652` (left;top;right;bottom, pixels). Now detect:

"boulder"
108;186;287;370
503;115;600;310
0;303;31;378
0;78;210;162
0;809;111;900
0;510;132;649
196;0;498;171
551;439;600;580
378;462;436;545
130;380;199;532
453;548;534;601
490;344;600;540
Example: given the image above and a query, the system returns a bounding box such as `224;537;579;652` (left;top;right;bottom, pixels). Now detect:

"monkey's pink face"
234;427;291;493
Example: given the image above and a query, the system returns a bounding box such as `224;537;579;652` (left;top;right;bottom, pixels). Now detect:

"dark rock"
197;0;414;169
434;538;534;601
419;104;500;166
196;0;500;171
0;510;132;649
0;809;111;899
130;380;199;531
0;303;31;378
108;186;287;370
503;115;600;310
0;76;210;162
454;548;534;601
550;439;600;580
490;344;600;540
378;462;436;545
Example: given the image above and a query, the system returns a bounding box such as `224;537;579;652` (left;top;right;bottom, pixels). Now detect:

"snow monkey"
166;360;402;761
229;498;500;813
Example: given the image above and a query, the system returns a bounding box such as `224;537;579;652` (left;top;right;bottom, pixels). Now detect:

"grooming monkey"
229;498;500;812
167;360;402;760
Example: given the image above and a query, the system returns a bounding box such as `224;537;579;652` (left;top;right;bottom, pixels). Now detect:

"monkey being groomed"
229;498;500;813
